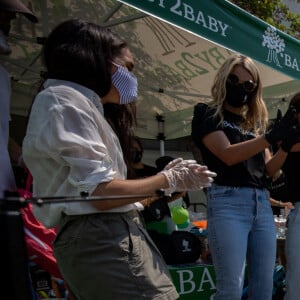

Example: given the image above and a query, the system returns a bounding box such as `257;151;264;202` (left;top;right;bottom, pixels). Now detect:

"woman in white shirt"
23;19;216;300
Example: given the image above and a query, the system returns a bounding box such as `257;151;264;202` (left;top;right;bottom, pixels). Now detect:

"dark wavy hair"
104;102;137;177
42;19;137;171
42;19;127;97
290;92;300;113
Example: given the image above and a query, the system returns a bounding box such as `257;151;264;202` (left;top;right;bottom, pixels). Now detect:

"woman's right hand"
159;158;217;194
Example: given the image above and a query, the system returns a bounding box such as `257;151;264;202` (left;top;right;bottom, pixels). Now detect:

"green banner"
168;264;216;299
118;0;300;80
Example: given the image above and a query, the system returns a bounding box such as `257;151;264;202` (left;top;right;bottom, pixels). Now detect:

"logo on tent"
262;27;285;67
262;26;300;72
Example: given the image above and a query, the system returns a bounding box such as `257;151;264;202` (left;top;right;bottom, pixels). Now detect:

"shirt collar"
44;79;103;115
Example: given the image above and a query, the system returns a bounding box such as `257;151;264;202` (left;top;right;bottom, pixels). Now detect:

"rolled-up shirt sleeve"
24;86;117;196
23;82;131;227
50;101;115;190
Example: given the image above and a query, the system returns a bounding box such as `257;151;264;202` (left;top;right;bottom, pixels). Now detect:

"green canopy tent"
2;0;299;145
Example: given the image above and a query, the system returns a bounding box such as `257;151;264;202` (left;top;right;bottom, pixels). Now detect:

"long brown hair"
103;102;137;177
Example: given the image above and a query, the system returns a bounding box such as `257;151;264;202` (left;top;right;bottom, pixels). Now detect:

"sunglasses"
227;74;257;93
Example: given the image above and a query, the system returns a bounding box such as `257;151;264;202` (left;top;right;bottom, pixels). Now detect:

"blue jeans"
284;203;300;300
206;185;276;300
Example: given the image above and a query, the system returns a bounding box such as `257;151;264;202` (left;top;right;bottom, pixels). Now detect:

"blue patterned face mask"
111;62;138;104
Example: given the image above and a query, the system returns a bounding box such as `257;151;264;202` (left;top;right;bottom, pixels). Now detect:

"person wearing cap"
0;0;37;197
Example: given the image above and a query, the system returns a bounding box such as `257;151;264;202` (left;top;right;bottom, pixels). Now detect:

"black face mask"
131;150;143;163
225;83;252;108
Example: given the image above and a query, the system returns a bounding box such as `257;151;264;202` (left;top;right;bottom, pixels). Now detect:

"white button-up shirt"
23;79;142;228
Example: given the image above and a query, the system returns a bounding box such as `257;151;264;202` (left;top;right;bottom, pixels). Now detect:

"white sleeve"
27;88;116;191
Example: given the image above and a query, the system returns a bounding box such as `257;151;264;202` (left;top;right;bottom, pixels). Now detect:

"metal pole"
160;139;165;157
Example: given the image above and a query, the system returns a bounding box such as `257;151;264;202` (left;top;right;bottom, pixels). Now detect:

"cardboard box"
168;263;216;300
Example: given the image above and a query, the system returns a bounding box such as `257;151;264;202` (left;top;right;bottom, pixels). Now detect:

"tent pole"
160;140;165;157
156;114;165;157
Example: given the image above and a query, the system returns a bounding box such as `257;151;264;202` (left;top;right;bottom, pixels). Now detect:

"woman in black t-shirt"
191;54;297;300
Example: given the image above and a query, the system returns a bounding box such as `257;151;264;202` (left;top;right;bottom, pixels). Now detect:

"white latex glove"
163;157;199;170
159;159;217;194
163;158;184;170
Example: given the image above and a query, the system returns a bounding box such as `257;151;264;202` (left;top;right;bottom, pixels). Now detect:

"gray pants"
54;210;178;300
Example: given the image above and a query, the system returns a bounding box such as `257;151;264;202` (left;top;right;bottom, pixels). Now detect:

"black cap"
0;0;38;23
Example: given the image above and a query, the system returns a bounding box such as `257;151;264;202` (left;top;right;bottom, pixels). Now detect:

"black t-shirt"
268;172;290;214
268;173;289;202
191;103;267;188
283;152;300;203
